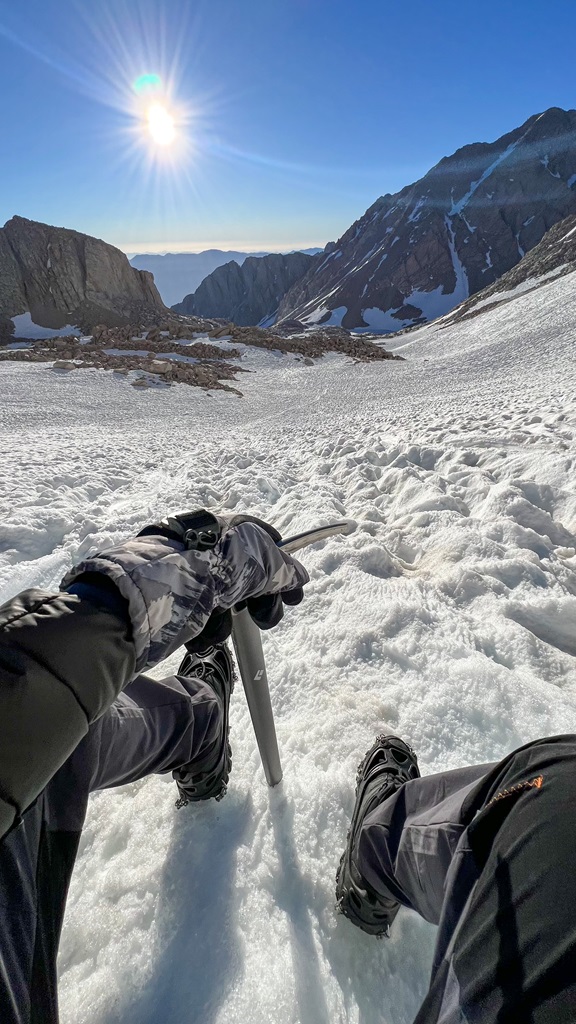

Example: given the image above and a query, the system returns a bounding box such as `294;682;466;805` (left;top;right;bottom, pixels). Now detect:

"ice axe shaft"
231;607;282;786
231;521;352;787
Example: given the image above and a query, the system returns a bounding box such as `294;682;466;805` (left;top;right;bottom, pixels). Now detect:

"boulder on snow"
208;324;234;339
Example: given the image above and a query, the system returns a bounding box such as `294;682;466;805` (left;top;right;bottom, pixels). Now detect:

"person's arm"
0;585;135;839
0;512;308;840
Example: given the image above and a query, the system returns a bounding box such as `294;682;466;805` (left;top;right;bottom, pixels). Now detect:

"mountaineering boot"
173;643;235;807
336;735;420;936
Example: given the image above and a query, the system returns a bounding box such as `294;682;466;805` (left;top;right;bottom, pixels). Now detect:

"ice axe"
231;521;353;786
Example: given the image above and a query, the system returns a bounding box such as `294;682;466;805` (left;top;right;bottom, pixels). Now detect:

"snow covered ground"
1;268;575;1024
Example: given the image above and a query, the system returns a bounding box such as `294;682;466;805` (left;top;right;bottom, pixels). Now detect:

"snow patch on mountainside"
11;313;81;339
388;263;576;363
359;307;413;331
321;306;347;327
304;305;347;327
444;216;470;304
458;265;572;316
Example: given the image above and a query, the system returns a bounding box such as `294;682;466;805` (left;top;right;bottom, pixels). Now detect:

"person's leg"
336;734;496;935
0;665;209;1024
60;651;231;802
357;760;495;925
415;734;576;1024
340;734;576;1023
0;648;232;1024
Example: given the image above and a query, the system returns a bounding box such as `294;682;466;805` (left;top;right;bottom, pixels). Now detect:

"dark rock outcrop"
277;107;576;331
172;251;315;326
130;249;270;307
130;248;323;307
0;216;167;336
443;211;576;325
0;314;398;396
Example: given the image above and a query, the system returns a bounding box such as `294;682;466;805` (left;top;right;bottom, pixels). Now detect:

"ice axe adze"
231;521;353;787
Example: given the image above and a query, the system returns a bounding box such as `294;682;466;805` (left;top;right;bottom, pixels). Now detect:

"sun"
146;103;176;146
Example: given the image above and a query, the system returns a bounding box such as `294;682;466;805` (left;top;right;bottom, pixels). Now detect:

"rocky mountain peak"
277;107;576;331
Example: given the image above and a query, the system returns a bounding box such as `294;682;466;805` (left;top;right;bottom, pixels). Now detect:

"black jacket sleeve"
0;588;135;841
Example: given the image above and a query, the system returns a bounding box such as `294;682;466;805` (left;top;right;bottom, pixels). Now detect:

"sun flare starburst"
146;102;176;146
131;74;179;150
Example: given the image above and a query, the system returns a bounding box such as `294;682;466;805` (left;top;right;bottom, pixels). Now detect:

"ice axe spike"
231;521;353;787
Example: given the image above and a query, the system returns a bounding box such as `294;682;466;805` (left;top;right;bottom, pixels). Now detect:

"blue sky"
1;0;575;253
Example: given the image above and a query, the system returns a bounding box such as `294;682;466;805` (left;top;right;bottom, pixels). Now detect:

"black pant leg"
0;669;224;1024
435;736;576;1024
357;763;495;923
414;735;576;1024
80;670;223;794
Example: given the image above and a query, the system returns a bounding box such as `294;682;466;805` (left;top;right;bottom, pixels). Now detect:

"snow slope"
0;267;575;1024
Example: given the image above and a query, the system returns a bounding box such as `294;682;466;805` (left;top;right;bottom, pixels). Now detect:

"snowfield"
1;268;575;1024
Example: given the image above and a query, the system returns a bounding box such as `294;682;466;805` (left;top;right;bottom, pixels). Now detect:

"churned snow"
11;312;81;339
0;267;575;1024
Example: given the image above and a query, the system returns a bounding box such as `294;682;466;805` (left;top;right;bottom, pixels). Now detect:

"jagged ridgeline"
171;251;316;326
274;107;576;331
173;106;574;333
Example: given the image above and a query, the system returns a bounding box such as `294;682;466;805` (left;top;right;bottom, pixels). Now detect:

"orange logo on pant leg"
489;775;544;806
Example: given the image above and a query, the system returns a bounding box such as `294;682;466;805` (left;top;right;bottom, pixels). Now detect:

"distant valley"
129;248;323;307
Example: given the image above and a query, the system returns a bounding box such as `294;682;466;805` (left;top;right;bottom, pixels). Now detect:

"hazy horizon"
121;240;326;256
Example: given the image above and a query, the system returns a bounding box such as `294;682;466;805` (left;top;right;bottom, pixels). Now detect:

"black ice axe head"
231;520;355;787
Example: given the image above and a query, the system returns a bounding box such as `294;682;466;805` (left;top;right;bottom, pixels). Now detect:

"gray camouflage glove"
167;513;305;652
61;511;309;672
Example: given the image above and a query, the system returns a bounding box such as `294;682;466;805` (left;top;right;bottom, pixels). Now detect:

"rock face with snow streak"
443;211;576;326
277;107;576;331
0;216;167;336
172;251;315;326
